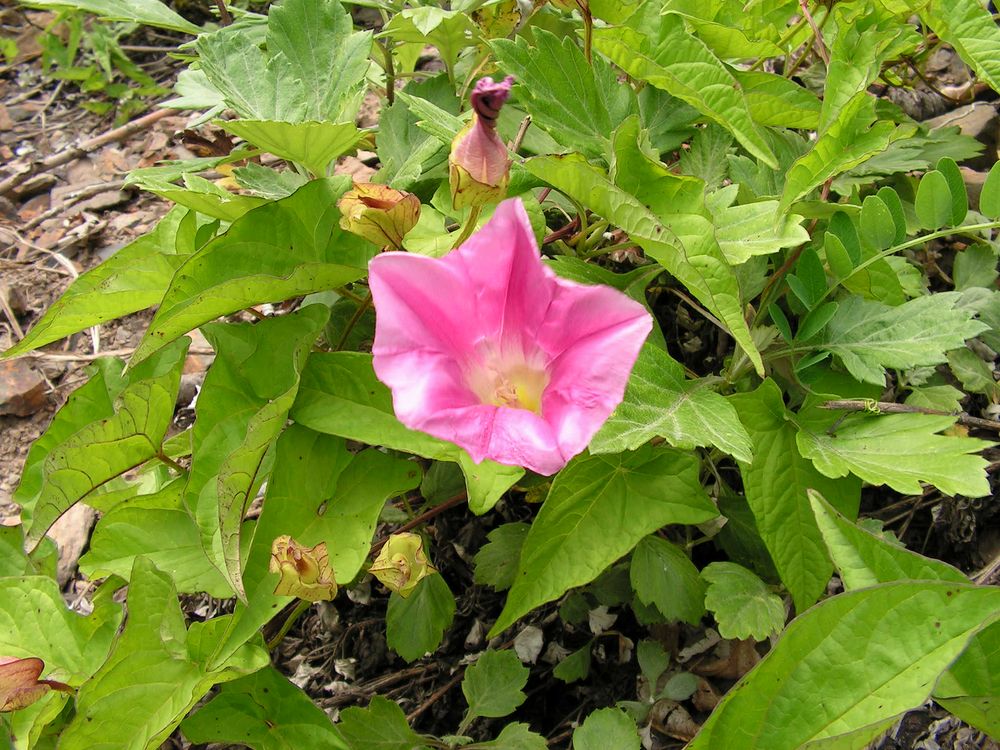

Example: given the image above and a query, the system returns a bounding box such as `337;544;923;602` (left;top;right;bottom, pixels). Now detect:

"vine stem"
335;293;372;351
267;599;311;651
156;452;185;474
820;399;1000;432
580;1;593;63
370;492;467;556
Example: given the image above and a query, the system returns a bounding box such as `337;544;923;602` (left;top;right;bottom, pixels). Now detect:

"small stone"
924;102;999;170
0;360;47;416
46;503;96;587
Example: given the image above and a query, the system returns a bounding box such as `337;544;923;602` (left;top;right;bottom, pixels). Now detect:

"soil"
0;6;998;750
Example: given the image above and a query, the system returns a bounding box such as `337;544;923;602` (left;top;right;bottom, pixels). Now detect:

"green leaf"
922;0;1000;93
979;161;1000;219
809;490;967;591
476;723;547;750
552;642;592;684
132;178;371;363
219;120;364;177
679;124;732;187
462;650;529;720
233;163;309;200
779;93;906;215
79;479;231;597
937;156;969;226
948;346;998;396
708;189;810;265
488;446;717;638
858;195;895;250
914;170;953;229
592;18;776;167
291;352;522;514
876;186;907;245
788;246;826;309
339;696;430;750
3;209;200;358
591;344;752;461
381;8;476;80
796;412;992;498
188;305;328;599
376;75;457;186
181;666;348;749
0;577;122;683
953;244;999;290
732;70;821;130
686;582;1000;750
18;0;200;33
24;338;188;547
701;562;784;641
815;293;988;385
144;174;267;222
474;523;530;592
386;574;456;663
525;149;762;376
573;708;640;750
730;380;861;612
195;0;370;123
59;558;269;750
934;621;1000;738
492;30;636;160
630;536;706;625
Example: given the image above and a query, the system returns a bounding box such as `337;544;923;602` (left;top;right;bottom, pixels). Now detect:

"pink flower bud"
449;76;515;210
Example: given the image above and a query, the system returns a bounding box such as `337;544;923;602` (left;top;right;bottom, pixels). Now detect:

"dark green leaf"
462;650;528;720
339;696;430;750
630;536;706;625
573;708;640;750
474;523;530;592
386;574;456;663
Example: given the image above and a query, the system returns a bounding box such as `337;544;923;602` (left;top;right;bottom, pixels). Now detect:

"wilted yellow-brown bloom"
337;183;420;250
369;532;437;598
269;535;338;602
0;657;71;712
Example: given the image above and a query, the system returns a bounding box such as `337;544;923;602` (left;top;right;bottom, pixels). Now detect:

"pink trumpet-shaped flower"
369;198;652;475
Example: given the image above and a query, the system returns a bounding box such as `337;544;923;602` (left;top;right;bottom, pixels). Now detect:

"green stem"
267;599;311;651
156;451;185;474
377;39;396;105
452;205;482;249
581;2;593;63
335;294;372;351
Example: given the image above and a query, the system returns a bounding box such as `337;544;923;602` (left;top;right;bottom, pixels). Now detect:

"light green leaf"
25;338;188;547
79;479;231;597
934;621;1000;738
859;195;895;250
815;293;988;385
188;305;328;599
732;70;821;130
181;666;348;749
937;156;969;225
145;174;267;222
386;574;456;663
953;244;999;290
592;18;776;167
462;650;529;720
381;7;476;79
687;582;1000;750
980;162;1000;219
132;178;372;363
492;30;636;160
808;490;967;591
476;723;547;750
591;344;752;461
573;708;640;750
730;380;861;612
948;346;998;396
489;446;717;637
233;163;309;200
0;577;122;683
796;412;992;497
339;696;431;750
195;0;370;123
18;0;200;34
709;189;810;265
219;120;364;177
904;384;965;412
914;170;953;229
2;209;200;358
291;353;522;514
922;0;1000;93
59;558;269;750
779;93;907;215
701;562;785;641
474;523;530;592
630;535;706;625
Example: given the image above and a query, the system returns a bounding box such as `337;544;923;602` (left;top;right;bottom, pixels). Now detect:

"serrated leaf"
79;479;231;597
592;19;776;167
181;666;348;749
701;562;784;641
815;293;988;385
219;120;364;177
979;161;1000;219
476;723;547;750
386;574;455;663
922;0;1000;93
491;30;636;160
131;178;371;363
488;446;717;638
474;523;530;592
233;163;309;200
18;0;200;33
708;189;810;265
3;209;199;358
462;650;529;720
796;412;992;497
591;344;752;461
188;305;327;600
59;558;268;750
679;124;732;187
553;642;592;684
687;582;1000;750
195;0;370;123
291;352;522;514
573;707;640;750
779;93;906;215
630;536;706;625
381;7;475;80
953;244;999;290
145;174;267;222
337;696;431;750
915;170;953;229
730;380;861;612
948;346;998;396
732;70;821;130
24;338;188;547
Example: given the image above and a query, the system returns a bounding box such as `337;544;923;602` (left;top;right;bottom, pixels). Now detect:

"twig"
973;553;1000;585
797;0;829;66
510;115;532;154
24;179;130;230
213;0;232;25
14;347;215;362
0;288;24;340
370;493;468;556
0;109;172;197
820;399;1000;432
406;669;465;723
667;287;726;332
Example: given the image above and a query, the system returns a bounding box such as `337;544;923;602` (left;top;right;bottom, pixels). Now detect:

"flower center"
467;349;549;415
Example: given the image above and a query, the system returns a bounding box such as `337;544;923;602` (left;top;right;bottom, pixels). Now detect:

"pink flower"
368;198;652;475
450;76;514;209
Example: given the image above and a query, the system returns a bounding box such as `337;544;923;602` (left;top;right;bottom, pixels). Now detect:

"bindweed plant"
3;0;1000;747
